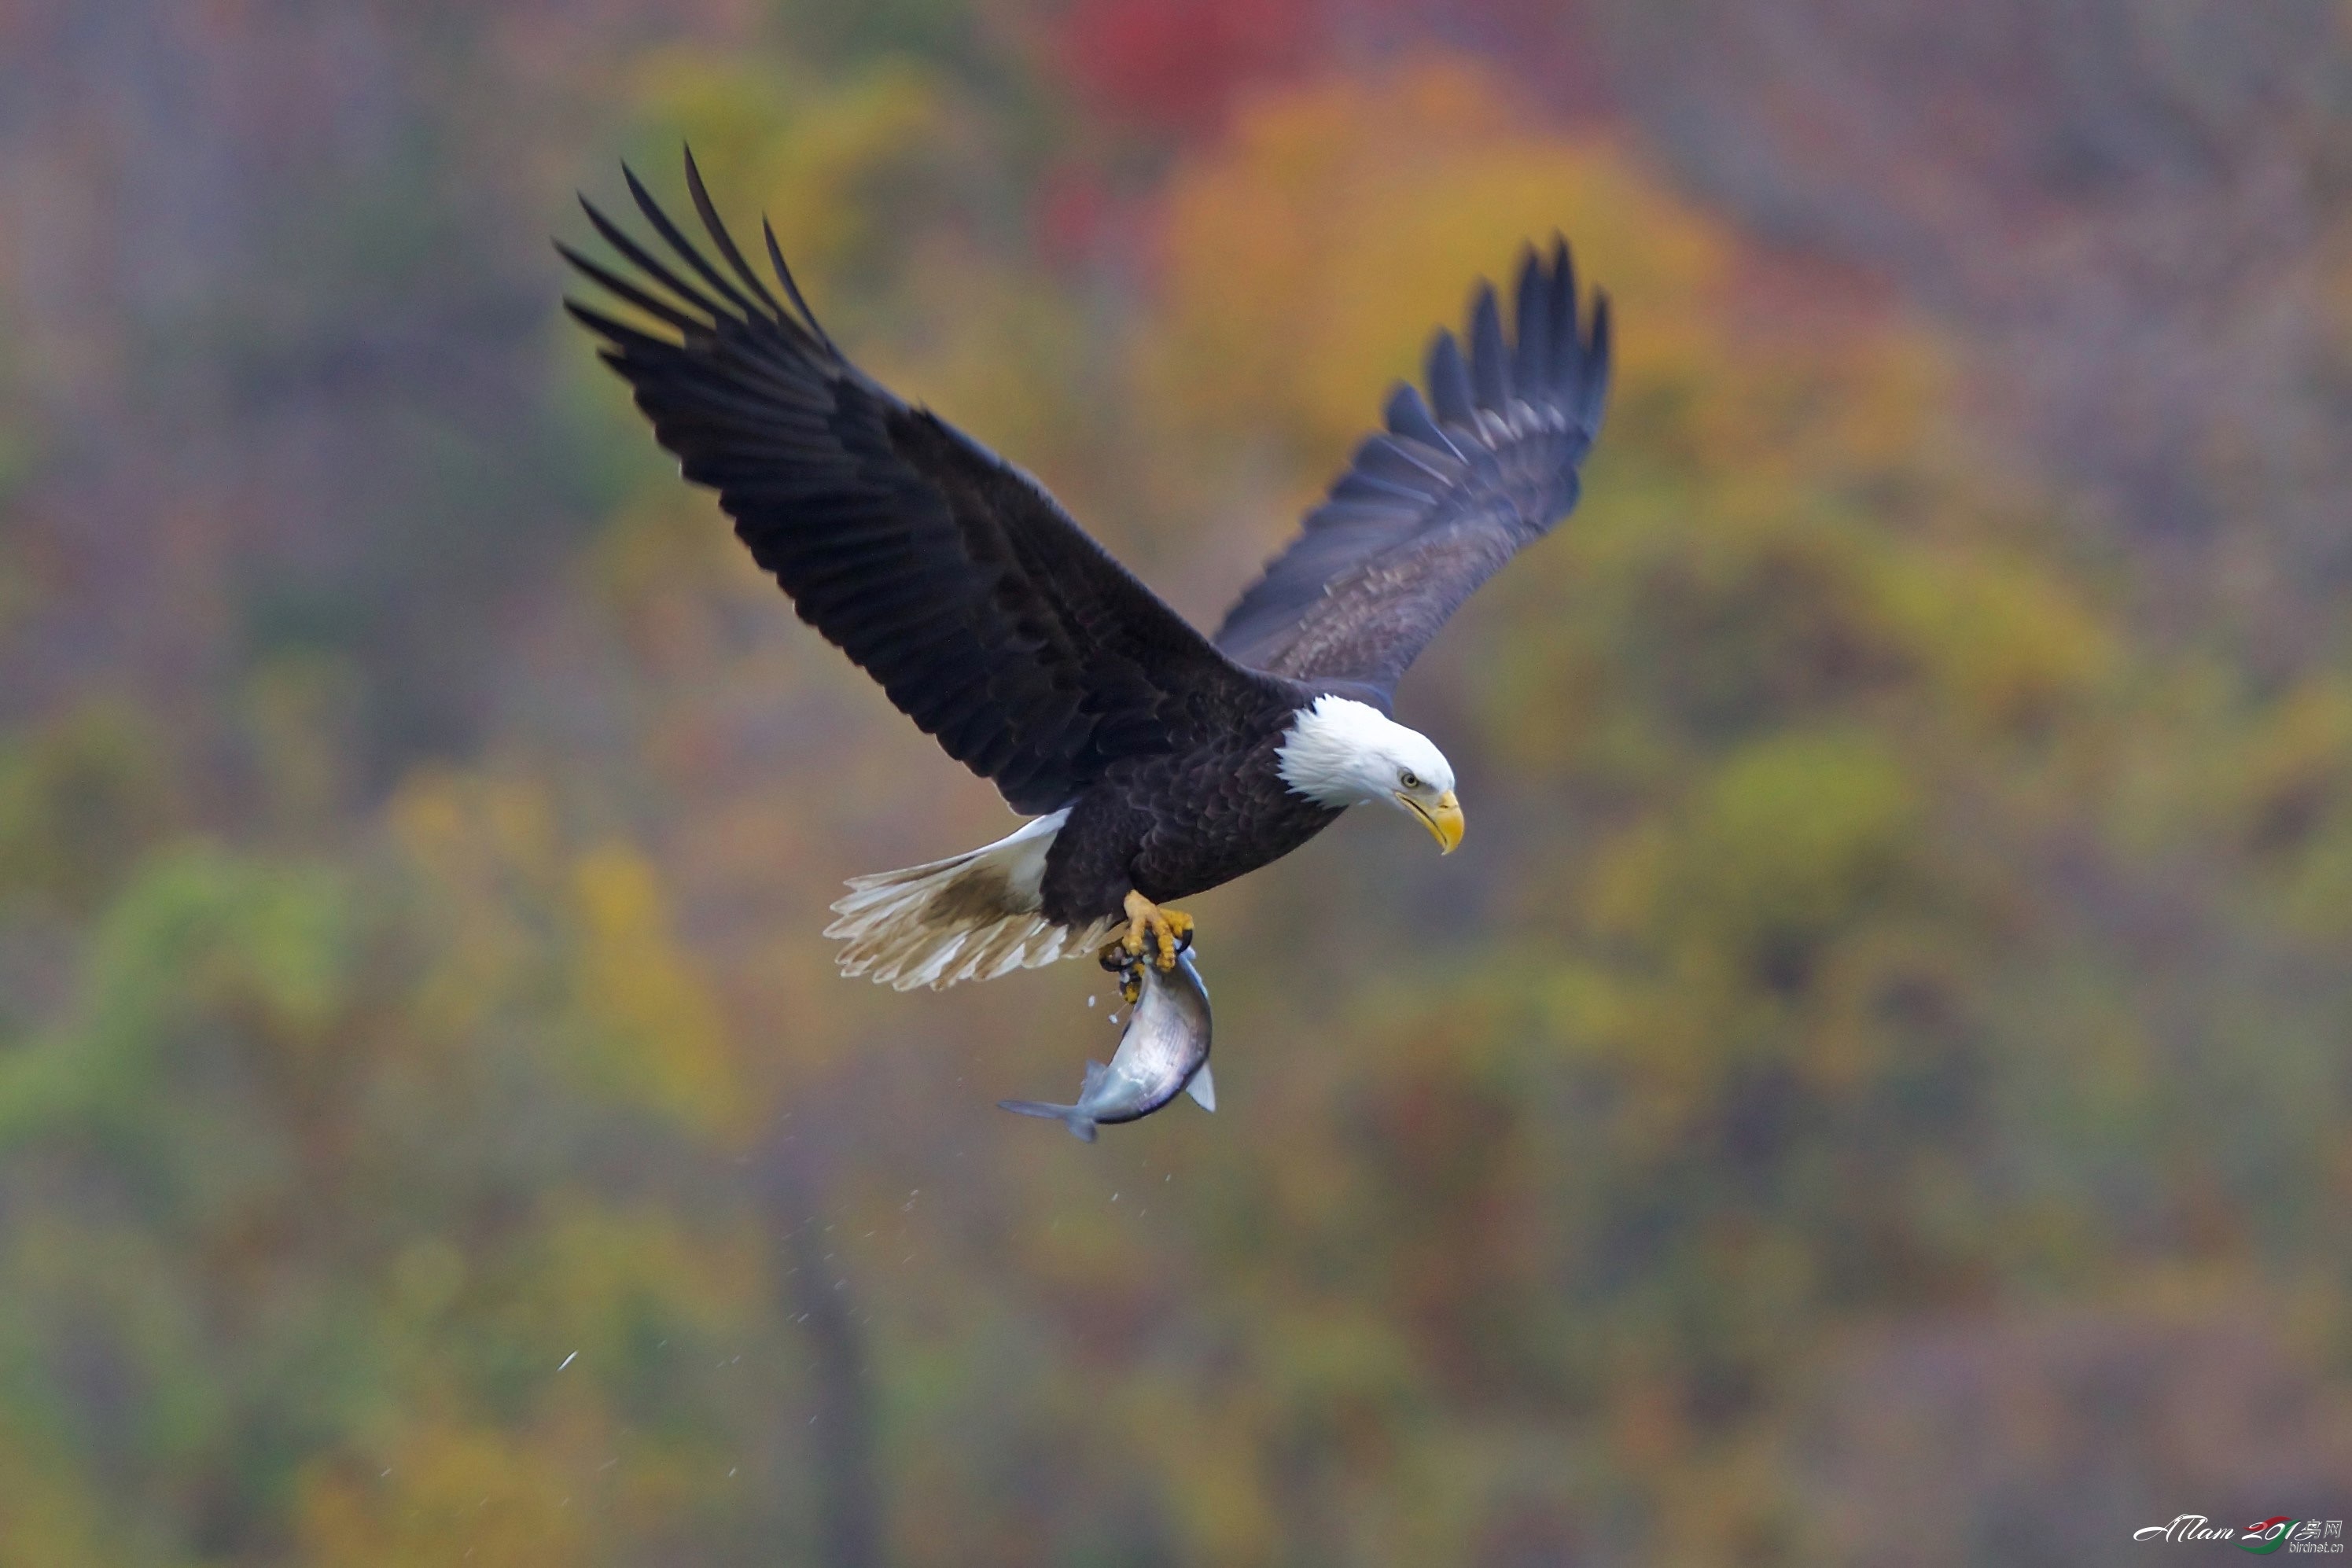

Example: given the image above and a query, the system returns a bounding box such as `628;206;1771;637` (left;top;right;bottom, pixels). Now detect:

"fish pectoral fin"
1185;1063;1216;1113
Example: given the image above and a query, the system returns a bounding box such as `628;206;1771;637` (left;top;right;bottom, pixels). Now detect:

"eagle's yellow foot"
1119;891;1192;973
1095;895;1192;999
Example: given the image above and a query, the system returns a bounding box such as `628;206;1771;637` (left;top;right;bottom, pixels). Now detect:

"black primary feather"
561;150;1277;815
1213;243;1612;693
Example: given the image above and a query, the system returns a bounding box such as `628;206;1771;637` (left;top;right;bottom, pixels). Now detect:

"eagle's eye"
1398;769;1420;790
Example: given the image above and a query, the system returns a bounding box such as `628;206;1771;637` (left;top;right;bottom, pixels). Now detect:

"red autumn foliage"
1058;0;1318;135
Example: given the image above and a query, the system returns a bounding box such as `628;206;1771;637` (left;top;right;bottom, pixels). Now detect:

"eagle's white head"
1276;694;1464;852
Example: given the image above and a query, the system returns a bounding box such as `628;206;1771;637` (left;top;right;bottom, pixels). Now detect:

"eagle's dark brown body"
1039;705;1344;926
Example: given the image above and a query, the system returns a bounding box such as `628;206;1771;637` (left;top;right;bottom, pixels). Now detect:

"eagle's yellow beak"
1400;789;1464;854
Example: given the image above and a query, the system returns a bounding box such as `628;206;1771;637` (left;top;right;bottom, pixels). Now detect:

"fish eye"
1398;769;1420;790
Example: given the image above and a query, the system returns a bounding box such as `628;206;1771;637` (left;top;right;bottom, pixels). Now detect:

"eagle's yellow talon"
1120;892;1193;974
1095;937;1146;1004
1158;908;1193;968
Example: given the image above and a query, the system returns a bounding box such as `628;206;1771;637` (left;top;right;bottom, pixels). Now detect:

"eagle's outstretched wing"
1213;242;1610;694
562;152;1269;815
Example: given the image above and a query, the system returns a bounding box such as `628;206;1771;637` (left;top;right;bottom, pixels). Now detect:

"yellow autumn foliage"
569;842;752;1140
1150;60;1729;469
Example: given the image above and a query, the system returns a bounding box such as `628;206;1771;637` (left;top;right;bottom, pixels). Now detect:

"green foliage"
0;701;182;915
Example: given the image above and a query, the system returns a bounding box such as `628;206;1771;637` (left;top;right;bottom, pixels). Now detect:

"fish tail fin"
997;1061;1110;1143
825;808;1117;990
996;1099;1098;1143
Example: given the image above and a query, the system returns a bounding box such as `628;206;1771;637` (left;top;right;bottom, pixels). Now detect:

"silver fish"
999;947;1214;1141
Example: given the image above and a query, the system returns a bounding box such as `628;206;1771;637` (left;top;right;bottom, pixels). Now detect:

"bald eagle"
561;153;1610;989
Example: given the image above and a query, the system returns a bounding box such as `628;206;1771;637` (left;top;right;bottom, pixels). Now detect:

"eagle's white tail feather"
823;809;1116;990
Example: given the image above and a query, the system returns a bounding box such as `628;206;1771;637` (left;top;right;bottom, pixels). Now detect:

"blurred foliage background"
3;1;2352;1562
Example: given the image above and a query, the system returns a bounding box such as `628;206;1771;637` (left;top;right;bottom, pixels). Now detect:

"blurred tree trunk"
760;1139;885;1568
